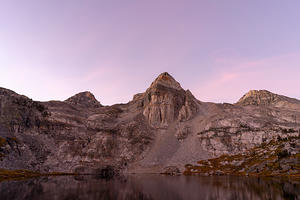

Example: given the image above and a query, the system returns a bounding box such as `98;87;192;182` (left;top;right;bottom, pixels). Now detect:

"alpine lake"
0;174;299;200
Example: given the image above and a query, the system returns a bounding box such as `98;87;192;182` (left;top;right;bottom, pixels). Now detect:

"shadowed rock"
0;73;299;176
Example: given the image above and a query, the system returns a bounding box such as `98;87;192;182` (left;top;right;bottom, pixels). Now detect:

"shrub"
0;137;6;147
276;149;289;159
184;164;193;169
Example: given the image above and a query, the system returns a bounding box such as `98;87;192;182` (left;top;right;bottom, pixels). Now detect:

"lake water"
0;175;299;200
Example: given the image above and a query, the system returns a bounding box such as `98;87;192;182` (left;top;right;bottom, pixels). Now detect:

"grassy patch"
0;169;41;181
184;136;300;178
0;168;76;182
0;137;6;147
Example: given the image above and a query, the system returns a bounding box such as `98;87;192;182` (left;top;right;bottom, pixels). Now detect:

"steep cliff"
0;73;299;176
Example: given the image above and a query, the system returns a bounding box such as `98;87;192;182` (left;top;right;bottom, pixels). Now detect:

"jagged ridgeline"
0;72;299;177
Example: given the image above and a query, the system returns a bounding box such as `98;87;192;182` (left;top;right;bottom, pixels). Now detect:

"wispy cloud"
193;52;300;103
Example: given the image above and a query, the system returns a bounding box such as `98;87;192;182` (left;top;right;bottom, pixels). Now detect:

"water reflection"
0;175;299;200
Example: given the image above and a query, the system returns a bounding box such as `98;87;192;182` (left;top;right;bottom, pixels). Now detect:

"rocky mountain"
65;91;102;108
0;73;299;177
237;89;300;111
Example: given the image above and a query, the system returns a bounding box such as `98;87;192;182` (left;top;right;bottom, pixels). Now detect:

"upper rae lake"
0;175;299;200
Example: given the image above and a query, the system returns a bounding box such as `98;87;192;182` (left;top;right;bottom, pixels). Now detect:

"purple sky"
1;1;300;105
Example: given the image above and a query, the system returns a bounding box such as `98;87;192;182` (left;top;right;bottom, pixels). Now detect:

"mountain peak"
65;91;102;108
139;72;199;127
149;72;183;90
237;89;300;107
237;90;280;106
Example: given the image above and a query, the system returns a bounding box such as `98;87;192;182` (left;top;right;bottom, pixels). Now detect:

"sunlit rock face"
142;72;199;127
237;90;281;106
237;89;300;110
177;90;199;122
0;73;299;175
65;91;102;108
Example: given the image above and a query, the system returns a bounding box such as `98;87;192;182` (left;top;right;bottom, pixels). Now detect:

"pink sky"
0;1;300;105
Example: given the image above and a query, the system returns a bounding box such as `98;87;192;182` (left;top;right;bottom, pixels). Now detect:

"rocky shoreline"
184;136;300;178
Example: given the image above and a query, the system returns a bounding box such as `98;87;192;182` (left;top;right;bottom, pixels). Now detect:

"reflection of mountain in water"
0;175;299;200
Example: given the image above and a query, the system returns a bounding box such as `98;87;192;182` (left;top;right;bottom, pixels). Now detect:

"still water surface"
0;175;299;200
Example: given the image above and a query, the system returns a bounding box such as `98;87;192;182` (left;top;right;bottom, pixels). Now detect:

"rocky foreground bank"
184;136;300;178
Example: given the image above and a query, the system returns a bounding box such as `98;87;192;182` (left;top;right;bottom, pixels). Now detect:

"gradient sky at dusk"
1;1;300;105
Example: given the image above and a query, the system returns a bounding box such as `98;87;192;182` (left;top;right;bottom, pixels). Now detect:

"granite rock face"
0;73;299;175
65;91;102;108
142;72;199;127
237;90;282;106
237;89;300;110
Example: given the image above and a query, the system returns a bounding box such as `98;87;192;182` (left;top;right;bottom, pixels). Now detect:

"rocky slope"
65;91;102;108
0;72;299;176
237;89;300;110
184;136;300;177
